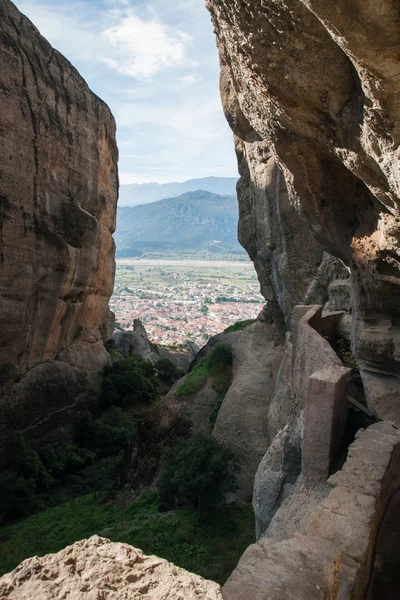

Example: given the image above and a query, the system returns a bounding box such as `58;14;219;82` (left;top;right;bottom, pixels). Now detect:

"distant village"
110;263;264;345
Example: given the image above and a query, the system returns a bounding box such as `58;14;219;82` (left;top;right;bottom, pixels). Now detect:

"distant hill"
115;190;246;258
118;177;238;207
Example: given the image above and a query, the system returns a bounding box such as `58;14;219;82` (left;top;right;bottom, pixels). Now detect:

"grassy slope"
0;491;254;584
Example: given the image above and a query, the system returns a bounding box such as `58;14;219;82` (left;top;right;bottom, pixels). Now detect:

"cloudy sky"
13;0;238;184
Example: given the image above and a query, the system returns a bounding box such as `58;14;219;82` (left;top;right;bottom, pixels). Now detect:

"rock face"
224;422;400;600
206;0;400;423
213;320;289;500
114;320;159;364
0;536;223;600
158;320;292;500
113;319;197;373
0;361;88;444
0;0;118;383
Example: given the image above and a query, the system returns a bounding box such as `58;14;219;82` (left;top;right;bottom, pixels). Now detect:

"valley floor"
0;492;254;584
111;259;263;345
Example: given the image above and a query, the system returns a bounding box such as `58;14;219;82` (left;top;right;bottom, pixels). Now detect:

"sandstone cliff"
0;0;118;381
204;3;400;596
207;0;400;423
0;0;118;438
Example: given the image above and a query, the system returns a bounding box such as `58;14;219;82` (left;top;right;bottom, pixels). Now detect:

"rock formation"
212;319;289;500
113;319;197;372
0;536;223;599
157;319;292;500
0;0;118;379
0;0;118;438
206;0;400;423
224;422;400;599
202;2;400;596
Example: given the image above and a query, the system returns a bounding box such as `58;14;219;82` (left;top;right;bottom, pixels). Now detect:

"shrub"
38;443;95;480
157;435;239;511
99;358;157;408
1;433;52;491
335;338;362;383
155;358;183;382
73;411;132;457
150;342;160;354
207;344;233;370
104;339;116;352
63;454;123;497
98;406;137;433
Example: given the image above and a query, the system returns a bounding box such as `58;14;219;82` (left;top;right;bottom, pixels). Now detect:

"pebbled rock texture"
207;0;400;422
0;0;118;382
0;536;223;600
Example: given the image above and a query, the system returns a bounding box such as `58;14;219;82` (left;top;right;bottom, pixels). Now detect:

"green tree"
1;432;52;490
155;358;183;382
73;411;131;457
99;358;156;409
157;435;239;513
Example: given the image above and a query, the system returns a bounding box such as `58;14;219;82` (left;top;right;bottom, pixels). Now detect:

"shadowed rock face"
207;0;400;422
0;0;118;379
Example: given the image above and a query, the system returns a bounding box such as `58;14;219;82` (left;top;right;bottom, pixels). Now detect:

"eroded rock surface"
0;0;118;381
0;536;223;600
224;422;400;600
213;320;289;500
207;0;400;422
113;320;197;372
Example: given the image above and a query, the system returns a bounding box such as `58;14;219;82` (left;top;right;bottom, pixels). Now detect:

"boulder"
113;320;159;364
0;536;222;600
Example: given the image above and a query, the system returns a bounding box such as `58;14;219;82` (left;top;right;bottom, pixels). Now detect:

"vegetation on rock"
176;343;233;399
176;359;209;398
224;319;256;333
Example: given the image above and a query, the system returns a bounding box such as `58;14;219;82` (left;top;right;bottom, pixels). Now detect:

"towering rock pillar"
207;0;400;423
0;0;118;436
0;0;118;375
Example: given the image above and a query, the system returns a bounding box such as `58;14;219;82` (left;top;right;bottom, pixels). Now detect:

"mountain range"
118;176;238;207
115;190;246;258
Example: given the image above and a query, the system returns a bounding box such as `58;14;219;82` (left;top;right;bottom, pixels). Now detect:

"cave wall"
207;0;400;422
0;0;118;383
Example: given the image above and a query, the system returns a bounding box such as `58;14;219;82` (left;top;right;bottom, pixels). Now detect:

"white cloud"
102;14;191;79
181;74;202;85
12;0;238;184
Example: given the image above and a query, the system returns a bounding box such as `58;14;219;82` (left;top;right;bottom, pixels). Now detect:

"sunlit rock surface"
0;0;118;380
0;536;223;600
